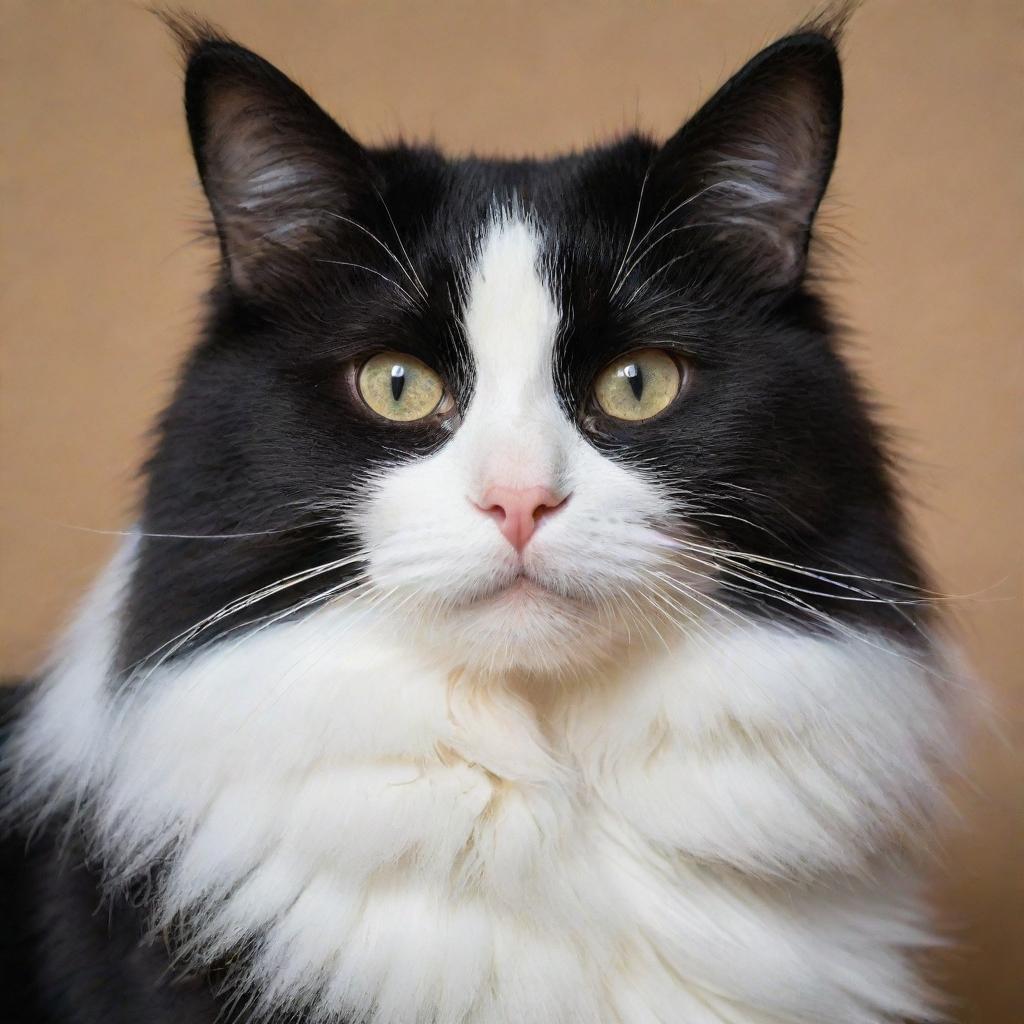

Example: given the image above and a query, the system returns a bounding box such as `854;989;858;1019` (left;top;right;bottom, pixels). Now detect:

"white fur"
10;216;965;1023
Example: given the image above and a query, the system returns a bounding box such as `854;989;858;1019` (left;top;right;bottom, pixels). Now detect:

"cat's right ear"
169;18;376;293
650;26;843;292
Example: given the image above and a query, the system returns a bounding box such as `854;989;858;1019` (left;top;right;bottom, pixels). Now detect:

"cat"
1;12;967;1024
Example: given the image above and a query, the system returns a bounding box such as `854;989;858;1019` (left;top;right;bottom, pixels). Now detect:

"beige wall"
2;1;1021;1019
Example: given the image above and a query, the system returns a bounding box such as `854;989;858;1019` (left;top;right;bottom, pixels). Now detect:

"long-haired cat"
2;12;965;1024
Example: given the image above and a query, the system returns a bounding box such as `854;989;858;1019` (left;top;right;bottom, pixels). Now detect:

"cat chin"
409;583;622;675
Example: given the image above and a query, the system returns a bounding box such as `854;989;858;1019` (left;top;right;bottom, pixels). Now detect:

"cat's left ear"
169;18;377;293
652;30;842;291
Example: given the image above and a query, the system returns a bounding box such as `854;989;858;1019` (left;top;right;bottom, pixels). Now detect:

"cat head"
123;16;920;679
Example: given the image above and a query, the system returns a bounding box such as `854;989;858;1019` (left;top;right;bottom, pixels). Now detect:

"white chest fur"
14;558;959;1024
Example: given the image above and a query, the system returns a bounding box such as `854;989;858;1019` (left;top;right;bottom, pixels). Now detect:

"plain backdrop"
2;1;1021;1020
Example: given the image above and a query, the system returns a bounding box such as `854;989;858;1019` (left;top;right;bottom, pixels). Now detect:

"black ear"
652;30;842;291
170;20;376;292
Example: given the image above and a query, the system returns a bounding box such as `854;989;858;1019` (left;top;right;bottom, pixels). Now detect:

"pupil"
624;362;643;401
390;365;406;401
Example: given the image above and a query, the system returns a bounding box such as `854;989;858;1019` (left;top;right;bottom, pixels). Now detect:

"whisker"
121;552;367;688
311;258;419;306
235;580;398;730
609;181;729;301
188;574;378;706
622;250;698;307
43;522;341;541
322;209;426;300
650;539;926;645
663;539;931;609
609;166;652;293
372;185;429;300
668;536;946;600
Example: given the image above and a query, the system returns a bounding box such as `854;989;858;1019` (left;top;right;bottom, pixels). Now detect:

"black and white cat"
2;14;966;1024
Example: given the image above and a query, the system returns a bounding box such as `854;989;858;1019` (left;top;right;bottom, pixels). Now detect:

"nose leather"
477;485;567;552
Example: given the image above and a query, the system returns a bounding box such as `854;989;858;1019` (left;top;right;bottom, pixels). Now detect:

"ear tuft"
158;11;375;294
796;0;858;45
153;9;232;65
652;27;844;291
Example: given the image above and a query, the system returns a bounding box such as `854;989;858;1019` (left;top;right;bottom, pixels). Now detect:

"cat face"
358;214;677;672
121;23;922;678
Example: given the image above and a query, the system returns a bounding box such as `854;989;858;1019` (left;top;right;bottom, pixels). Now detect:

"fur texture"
11;530;959;1024
3;14;968;1024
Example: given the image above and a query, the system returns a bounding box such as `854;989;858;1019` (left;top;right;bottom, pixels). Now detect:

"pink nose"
477;485;567;552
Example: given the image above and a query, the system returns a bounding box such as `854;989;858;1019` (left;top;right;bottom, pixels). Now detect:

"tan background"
2;1;1021;1019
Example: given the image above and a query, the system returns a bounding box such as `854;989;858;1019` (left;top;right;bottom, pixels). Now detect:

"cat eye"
357;351;447;422
593;349;684;422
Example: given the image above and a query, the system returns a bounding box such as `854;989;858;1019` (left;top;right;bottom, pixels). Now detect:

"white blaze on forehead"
458;213;572;493
462;214;561;403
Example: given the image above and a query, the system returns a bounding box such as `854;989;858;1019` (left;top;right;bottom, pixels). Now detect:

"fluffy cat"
2;13;966;1024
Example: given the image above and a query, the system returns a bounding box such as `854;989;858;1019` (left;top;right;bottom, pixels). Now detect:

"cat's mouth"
462;570;574;608
493;575;547;600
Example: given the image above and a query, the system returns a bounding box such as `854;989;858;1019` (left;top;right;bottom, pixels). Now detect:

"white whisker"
311;258;419;306
322;210;427;301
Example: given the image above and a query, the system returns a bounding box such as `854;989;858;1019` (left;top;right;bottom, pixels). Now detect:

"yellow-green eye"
357;351;446;422
593;348;683;421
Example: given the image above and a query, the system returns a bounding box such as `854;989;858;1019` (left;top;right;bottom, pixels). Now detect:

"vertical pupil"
624;362;643;401
390;364;406;401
